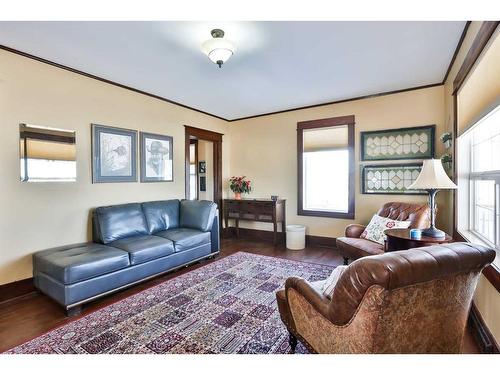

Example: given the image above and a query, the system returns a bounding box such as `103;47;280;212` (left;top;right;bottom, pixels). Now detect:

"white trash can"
286;225;306;250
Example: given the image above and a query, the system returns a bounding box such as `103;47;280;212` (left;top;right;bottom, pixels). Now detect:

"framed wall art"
92;124;137;183
140;132;173;182
361;163;426;195
199;161;206;174
199;176;206;192
360;125;435;161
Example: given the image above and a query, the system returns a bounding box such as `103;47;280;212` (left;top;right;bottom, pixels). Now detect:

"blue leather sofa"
33;199;220;316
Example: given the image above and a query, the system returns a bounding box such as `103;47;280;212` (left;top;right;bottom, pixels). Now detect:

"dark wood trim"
0;44;227;122
0;278;36;304
184;132;191;200
229;83;442;122
184;126;223;232
452;93;458;234
454;231;500;292
2;44;446;123
184;125;223;142
468;301;499;353
442;21;471;84
297;116;355;220
224;227;336;248
297;115;355;130
453;22;499;94
306;234;337;248
20;131;75;144
453;230;467;242
483;265;500;293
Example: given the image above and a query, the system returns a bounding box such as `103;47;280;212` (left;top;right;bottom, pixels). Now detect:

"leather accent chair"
336;202;430;264
277;243;495;354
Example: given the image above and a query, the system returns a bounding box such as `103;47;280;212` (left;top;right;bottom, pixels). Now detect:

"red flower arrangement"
229;176;252;199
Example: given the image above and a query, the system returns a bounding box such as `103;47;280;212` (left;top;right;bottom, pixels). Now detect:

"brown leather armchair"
336;202;430;264
276;243;495;353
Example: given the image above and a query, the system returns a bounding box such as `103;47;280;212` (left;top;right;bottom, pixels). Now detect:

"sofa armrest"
180;200;217;232
210;209;220;253
345;224;366;238
285;277;331;321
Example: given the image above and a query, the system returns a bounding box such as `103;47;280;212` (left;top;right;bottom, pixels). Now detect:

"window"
297;116;355;219
19;124;76;182
457;103;500;268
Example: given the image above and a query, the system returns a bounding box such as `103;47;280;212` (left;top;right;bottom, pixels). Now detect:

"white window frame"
458;102;500;269
469;171;500;249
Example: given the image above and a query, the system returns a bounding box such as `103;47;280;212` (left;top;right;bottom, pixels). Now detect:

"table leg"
236;218;240;239
273;221;277;246
282;204;287;245
224;212;228;237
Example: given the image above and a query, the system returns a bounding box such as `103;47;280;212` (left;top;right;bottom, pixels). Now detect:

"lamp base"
422;227;446;238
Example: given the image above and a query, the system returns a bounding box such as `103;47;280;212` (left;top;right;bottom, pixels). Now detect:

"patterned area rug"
6;252;333;354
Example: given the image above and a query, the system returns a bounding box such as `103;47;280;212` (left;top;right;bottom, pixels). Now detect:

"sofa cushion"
33;243;130;284
155;228;211;252
360;214;411;245
179;200;217;232
336;237;384;260
142;200;180;233
94;203;149;244
110;235;175;265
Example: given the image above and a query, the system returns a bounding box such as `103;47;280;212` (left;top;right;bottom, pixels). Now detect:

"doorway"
184;126;223;211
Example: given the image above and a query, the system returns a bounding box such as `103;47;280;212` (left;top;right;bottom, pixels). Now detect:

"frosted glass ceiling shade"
408;159;457;190
201;29;235;68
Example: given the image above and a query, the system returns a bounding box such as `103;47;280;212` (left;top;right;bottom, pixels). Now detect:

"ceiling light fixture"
201;29;235;68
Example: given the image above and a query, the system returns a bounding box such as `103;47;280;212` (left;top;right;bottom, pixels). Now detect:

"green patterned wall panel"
361;125;435;161
362;164;426;195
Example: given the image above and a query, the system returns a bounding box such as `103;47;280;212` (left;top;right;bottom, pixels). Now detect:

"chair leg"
343;257;349;265
288;332;298;353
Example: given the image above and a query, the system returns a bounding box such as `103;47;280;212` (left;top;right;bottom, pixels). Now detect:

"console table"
223;198;286;245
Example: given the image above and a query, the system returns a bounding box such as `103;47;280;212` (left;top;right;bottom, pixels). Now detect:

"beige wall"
457;28;500;134
443;22;500;344
0;49;230;285
229;86;448;237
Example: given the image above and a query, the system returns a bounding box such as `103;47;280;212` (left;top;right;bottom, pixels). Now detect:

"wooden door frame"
184;126;224;213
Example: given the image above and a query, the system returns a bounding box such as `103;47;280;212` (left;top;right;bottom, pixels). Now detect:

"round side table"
384;228;453;252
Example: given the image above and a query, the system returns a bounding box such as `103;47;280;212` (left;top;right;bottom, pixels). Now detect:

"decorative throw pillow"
321;265;348;299
360;214;411;245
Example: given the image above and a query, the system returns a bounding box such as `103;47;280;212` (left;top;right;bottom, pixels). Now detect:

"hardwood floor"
0;238;479;353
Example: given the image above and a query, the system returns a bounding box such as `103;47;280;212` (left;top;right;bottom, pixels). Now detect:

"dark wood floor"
0;238;479;353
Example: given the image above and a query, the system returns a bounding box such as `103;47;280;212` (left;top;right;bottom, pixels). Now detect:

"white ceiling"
0;21;465;120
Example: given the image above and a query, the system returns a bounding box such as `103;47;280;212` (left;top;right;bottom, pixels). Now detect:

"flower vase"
234;192;242;200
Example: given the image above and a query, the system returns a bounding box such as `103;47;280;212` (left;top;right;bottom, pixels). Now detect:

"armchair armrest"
345;224;366;238
285;277;331;321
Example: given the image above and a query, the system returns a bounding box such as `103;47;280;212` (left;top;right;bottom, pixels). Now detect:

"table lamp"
407;159;457;238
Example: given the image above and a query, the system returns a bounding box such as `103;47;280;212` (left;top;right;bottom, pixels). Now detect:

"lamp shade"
408;159;457;190
201;38;235;66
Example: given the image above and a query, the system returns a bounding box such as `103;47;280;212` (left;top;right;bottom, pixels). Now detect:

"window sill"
298;209;354;220
457;229;500;293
